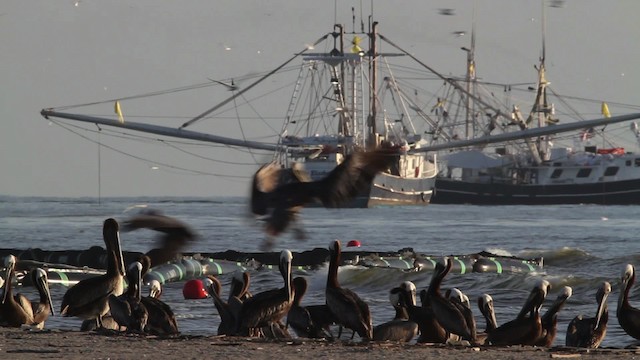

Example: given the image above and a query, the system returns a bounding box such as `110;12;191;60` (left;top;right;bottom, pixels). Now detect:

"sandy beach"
1;328;638;360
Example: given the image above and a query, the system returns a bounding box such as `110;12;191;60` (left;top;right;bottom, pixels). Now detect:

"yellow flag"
601;102;611;118
114;100;124;123
351;36;363;54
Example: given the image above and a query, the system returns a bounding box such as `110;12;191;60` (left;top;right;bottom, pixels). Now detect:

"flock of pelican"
1;148;640;349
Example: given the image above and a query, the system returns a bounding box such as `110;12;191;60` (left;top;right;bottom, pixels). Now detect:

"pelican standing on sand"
234;250;294;336
536;286;572;347
108;261;148;332
29;268;55;329
486;279;549;346
566;281;611;348
325;240;373;340
204;275;238;336
250;148;394;249
60;218;126;328
286;276;332;339
0;255;34;327
618;264;640;340
477;294;498;345
424;258;476;343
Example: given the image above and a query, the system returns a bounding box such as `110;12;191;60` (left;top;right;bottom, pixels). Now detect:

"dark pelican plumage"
29;268;55;329
286;276;332;339
403;284;448;344
536;286;572;347
108;261;148;332
0;255;34;327
617;264;640;340
250;148;394;247
234;250;294;337
204;275;237;336
137;257;179;335
446;287;477;343
372;287;418;342
566;281;610;348
486;279;549;346
122;210;196;267
325;240;373;340
424;258;476;344
477;294;497;345
61;218;126;328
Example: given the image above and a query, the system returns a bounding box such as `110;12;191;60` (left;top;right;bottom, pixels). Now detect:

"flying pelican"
122;210;197;267
566;281;611;348
372;286;418;342
424;258;476;343
250;148;395;247
487;279;549;346
0;255;34;327
29;268;55;329
536;286;572;347
234;250;294;337
286;276;332;339
61;218;126;329
108;261;148;332
618;264;640;340
325;240;373;340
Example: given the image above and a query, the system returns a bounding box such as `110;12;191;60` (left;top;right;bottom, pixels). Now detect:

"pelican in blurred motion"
566;281;610;348
536;286;572;347
122;210;197;267
61;218;126;329
325;240;373;341
250;148;394;249
234;250;294;337
618;264;640;340
487;279;549;346
372;286;418;342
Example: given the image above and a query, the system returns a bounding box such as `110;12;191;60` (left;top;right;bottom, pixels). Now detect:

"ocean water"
1;196;640;348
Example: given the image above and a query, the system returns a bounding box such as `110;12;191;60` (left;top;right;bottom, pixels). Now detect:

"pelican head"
149;279;162;299
595;281;611;329
2;255;17;304
400;281;417;306
32;268;55;316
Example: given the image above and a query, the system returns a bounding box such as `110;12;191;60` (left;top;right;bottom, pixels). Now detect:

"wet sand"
1;328;639;360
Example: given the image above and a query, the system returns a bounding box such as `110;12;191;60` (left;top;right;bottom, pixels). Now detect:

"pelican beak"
39;272;55;316
1;263;11;305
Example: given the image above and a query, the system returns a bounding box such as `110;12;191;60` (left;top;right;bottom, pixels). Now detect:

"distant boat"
427;7;640;205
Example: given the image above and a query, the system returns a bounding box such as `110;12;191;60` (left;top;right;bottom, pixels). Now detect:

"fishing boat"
424;10;640;205
40;10;640;206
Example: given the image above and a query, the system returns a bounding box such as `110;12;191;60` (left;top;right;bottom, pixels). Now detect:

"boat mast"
463;7;477;140
368;20;378;147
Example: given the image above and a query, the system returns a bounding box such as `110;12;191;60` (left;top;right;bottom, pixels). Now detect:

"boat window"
576;168;591;178
550;169;563;178
635;159;640;166
627;160;632;166
604;167;619;176
553;162;562;167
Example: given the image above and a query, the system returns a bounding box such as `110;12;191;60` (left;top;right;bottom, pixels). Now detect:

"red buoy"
182;279;208;299
347;240;361;247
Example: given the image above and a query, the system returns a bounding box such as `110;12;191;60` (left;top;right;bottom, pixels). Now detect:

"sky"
1;0;639;198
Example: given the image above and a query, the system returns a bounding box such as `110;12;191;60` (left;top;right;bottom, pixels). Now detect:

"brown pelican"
108;261;148;332
424;258;476;343
286;276;332;339
137;258;179;335
234;250;294;337
122;210;196;267
204;275;237;336
61;218;126;328
29;268;55;329
618;264;640;340
536;286;572;347
566;281;611;348
372;286;418;342
0;255;34;327
486;279;549;346
325;240;373;340
477;294;498;345
446;288;478;343
405;285;448;344
250;148;395;246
